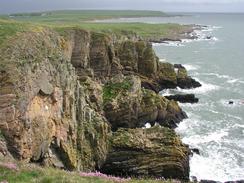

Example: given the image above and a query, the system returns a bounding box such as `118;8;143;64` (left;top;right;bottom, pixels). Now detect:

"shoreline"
151;24;218;46
0;11;242;182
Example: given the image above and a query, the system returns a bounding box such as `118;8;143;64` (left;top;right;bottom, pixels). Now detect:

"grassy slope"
0;164;171;183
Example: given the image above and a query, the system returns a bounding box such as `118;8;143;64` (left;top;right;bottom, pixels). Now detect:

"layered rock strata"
0;28;200;180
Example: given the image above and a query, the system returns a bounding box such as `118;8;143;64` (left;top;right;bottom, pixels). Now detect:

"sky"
1;0;244;14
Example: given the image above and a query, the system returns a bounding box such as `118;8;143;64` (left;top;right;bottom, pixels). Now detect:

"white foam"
183;64;199;71
161;41;185;47
160;89;174;96
212;25;223;29
227;78;244;84
209;109;220;114
190;154;244;182
182;130;228;145
198;72;231;79
179;102;206;109
159;58;166;62
177;79;220;95
145;123;151;129
152;42;184;47
181;39;194;43
227;78;239;84
211;37;219;41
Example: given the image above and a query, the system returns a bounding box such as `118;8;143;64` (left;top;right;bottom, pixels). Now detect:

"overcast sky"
1;0;244;14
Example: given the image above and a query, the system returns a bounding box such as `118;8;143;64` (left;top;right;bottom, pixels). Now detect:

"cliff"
0;27;200;180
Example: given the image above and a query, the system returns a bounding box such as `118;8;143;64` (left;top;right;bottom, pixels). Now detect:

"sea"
96;13;244;181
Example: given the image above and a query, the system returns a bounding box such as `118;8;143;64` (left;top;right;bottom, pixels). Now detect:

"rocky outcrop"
174;64;201;89
67;29;200;92
101;126;190;180
103;77;187;131
0;27;197;180
165;94;199;103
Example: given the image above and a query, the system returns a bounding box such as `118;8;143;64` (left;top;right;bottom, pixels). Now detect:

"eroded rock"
165;94;199;103
101;126;190;180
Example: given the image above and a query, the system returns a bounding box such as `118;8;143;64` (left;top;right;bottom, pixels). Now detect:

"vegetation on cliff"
103;79;133;104
0;161;180;183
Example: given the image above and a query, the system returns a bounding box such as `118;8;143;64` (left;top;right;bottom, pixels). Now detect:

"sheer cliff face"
0;28;191;180
0;30;110;171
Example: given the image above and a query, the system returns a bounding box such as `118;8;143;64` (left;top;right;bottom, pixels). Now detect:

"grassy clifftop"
8;10;167;22
0;22;190;48
0;10;191;46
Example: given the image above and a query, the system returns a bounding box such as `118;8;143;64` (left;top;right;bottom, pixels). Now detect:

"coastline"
0;11;243;182
0;16;201;181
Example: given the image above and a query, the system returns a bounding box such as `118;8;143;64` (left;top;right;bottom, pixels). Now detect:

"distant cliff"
0;27;200;180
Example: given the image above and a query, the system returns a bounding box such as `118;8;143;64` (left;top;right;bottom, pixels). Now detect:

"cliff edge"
0;27;200;180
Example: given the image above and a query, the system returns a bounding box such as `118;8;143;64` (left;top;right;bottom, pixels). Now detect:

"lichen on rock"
101;126;190;180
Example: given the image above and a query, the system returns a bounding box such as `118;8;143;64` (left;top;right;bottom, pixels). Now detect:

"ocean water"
100;13;244;181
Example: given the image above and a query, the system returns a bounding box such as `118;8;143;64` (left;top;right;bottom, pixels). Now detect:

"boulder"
101;126;190;180
191;148;200;155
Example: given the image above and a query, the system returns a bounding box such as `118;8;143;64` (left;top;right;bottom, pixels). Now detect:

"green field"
0;10;189;47
8;10;167;22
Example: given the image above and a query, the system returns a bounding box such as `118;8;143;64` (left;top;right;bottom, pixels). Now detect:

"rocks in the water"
101;126;190;180
177;76;202;89
191;176;198;182
225;180;244;183
200;180;221;183
174;64;185;69
191;148;200;155
175;64;201;89
165;94;199;103
206;36;212;40
229;100;234;104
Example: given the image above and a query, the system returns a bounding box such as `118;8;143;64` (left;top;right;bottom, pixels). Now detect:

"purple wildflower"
0;162;18;171
79;171;130;182
0;180;9;183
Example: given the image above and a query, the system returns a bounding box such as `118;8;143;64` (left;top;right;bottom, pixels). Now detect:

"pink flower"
0;180;9;183
0;162;18;171
79;171;130;182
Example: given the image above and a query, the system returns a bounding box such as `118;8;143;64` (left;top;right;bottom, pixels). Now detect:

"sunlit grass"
0;162;175;183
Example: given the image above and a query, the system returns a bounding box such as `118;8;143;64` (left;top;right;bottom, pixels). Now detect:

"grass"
103;80;132;104
0;163;174;183
0;10;190;46
0;19;30;46
55;22;189;40
0;19;188;47
7;10;167;22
